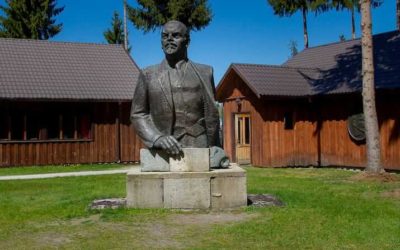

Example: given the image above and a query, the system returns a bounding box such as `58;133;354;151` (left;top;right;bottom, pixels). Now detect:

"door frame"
232;112;251;164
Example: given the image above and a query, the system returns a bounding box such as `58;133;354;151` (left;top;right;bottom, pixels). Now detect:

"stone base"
126;164;247;210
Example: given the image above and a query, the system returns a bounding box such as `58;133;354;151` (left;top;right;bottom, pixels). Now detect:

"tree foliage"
126;0;212;32
268;0;328;17
0;0;64;39
104;11;131;52
104;12;124;45
331;0;381;13
288;40;298;57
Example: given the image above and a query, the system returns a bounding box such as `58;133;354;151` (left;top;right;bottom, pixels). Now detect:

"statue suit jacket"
130;59;221;148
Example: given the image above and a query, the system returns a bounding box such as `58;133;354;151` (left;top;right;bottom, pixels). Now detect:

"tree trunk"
360;0;382;173
351;7;356;39
302;7;308;48
397;0;400;30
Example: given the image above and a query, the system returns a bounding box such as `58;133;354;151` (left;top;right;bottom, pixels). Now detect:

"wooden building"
0;38;143;166
216;31;400;170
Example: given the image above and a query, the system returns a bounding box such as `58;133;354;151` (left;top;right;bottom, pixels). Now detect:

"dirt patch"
168;211;258;226
350;172;399;182
381;189;400;199
69;213;101;226
35;232;72;247
140;222;183;249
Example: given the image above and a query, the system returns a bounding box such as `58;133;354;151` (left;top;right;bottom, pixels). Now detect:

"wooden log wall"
220;74;400;170
318;94;400;170
0;101;142;167
221;75;318;167
119;102;143;162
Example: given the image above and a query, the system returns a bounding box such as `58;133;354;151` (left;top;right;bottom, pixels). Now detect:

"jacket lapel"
157;60;173;109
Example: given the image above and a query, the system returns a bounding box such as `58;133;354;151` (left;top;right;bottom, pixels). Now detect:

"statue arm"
130;72;163;148
206;67;221;147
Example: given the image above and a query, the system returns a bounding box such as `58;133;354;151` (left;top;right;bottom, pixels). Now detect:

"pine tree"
288;40;298;57
126;0;212;32
104;11;131;51
331;0;381;40
0;0;64;40
267;0;328;48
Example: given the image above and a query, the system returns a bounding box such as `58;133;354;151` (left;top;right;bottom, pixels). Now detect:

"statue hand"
154;136;182;155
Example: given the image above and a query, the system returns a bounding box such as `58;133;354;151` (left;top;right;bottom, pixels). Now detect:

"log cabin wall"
0;101;142;167
317;93;400;170
317;95;366;168
221;75;318;167
220;75;400;170
119;102;143;162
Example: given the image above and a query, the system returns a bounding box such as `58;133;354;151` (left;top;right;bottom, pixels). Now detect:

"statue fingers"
156;137;170;153
168;136;182;154
162;136;179;155
161;137;176;155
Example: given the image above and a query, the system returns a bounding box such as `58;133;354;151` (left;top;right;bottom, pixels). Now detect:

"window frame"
0;104;94;144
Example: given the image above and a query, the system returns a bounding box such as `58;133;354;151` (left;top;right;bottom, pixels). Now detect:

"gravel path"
0;166;139;181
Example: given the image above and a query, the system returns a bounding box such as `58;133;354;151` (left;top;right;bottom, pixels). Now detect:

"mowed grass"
0;166;399;249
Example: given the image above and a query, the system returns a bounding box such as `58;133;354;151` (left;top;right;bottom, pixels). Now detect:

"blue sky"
0;0;397;83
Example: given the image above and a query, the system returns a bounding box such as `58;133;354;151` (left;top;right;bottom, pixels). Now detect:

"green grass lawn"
0;166;399;249
0;163;135;176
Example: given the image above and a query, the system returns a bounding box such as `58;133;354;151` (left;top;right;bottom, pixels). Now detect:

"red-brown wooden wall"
0;102;143;167
219;73;400;170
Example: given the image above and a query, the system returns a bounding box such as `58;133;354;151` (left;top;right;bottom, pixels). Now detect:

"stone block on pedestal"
169;148;209;172
164;177;210;209
140;148;210;172
140;149;170;172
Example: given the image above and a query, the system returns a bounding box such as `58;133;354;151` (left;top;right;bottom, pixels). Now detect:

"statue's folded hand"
154;136;182;155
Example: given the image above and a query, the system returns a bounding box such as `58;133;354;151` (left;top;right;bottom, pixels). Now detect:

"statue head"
161;20;190;61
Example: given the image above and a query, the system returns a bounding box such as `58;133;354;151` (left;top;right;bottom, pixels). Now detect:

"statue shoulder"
142;64;159;75
190;61;213;75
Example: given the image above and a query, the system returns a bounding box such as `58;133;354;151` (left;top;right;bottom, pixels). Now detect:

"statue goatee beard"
166;49;188;66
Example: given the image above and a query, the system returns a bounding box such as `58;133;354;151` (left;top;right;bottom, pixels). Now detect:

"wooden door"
235;114;251;164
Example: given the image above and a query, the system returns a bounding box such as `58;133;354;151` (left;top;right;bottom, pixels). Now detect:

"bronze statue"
130;20;220;155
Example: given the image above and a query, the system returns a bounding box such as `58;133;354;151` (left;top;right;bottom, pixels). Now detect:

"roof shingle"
218;30;400;98
0;38;140;101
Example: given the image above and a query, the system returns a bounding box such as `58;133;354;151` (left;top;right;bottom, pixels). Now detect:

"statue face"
161;21;188;57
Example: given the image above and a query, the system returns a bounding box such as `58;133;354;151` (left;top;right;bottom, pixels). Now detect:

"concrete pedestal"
126;164;247;210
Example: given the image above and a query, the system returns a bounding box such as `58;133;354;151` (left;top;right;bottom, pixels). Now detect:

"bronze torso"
168;61;207;147
130;60;220;149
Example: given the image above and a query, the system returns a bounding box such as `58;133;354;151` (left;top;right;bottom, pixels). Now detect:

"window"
62;112;75;139
0;103;93;142
78;115;91;139
0;109;10;140
244;116;250;144
236;114;251;145
284;112;294;130
27;113;40;140
10;113;24;140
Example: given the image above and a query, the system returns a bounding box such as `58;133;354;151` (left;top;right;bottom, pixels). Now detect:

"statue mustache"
164;41;177;46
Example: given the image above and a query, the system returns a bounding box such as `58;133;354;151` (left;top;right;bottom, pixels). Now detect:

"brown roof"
0;38;140;101
228;64;319;97
217;30;400;100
